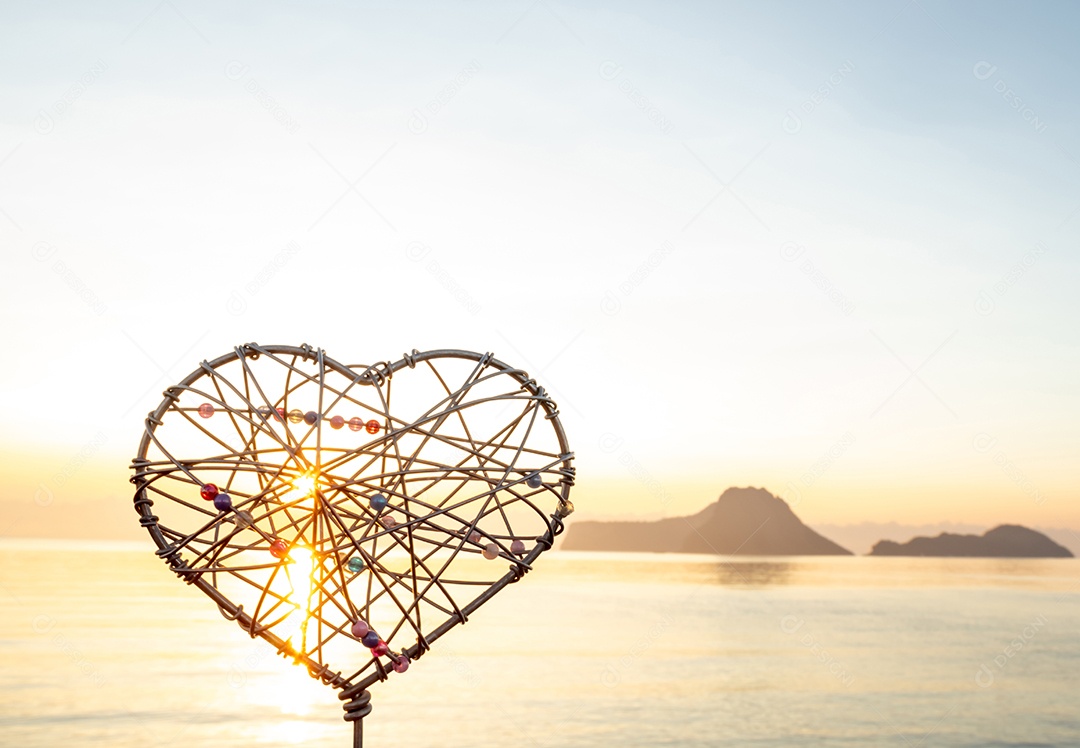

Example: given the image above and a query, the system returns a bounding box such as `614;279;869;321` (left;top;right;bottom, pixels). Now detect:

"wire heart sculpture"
130;344;575;738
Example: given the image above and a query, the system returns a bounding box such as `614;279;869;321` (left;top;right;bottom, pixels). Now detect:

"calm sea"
1;540;1078;747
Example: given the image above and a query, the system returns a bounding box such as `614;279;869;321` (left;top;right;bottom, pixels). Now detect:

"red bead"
275;407;286;422
200;483;219;501
372;641;389;656
365;419;380;434
270;539;289;559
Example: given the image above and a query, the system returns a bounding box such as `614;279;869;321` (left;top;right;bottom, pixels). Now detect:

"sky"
0;1;1078;540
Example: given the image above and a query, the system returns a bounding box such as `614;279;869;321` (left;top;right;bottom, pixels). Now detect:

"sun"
283;471;319;507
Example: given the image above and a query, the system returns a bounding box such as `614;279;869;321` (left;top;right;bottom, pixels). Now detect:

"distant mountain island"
561;486;852;555
870;525;1073;558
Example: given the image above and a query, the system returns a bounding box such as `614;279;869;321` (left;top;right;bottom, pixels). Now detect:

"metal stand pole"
342;690;372;748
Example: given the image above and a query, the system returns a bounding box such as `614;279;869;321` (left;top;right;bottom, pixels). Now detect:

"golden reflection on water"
714;560;793;586
245;663;326;717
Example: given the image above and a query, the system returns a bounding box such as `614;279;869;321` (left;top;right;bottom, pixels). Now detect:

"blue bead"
347;557;365;573
361;630;380;648
370;494;388;511
526;473;542;488
213;493;233;511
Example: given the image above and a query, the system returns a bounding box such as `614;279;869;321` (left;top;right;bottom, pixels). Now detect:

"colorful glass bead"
372;641;389;656
361;630;381;648
393;654;410;673
380;516;397;529
370;494;388;511
200;483;219;501
526;473;542;489
304;410;318;425
510;539;526;555
365;419;380;434
213;493;232;511
330;415;345;430
469;532;483;544
555;499;574;519
347;557;365;573
275;407;286;421
483;543;499;560
230;510;254;527
348;417;363;432
198;403;214;418
351;619;370;638
270;539;289;558
257;406;272;420
287;409;303;424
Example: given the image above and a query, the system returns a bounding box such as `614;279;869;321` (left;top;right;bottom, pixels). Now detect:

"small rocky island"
561;486;852;555
870;525;1073;558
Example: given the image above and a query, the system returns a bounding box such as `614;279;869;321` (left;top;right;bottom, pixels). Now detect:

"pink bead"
511;539;526;555
330;415;345;430
468;532;483;544
198;403;214;418
393;654;410;673
483;543;499;560
348;417;363;432
380;516;397;529
351;619;370;638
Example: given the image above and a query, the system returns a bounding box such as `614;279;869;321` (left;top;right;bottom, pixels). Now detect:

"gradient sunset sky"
1;1;1078;538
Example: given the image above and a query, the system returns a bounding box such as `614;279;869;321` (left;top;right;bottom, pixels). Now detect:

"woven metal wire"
130;344;575;705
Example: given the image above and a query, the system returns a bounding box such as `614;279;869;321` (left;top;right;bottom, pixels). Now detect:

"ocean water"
1;541;1078;747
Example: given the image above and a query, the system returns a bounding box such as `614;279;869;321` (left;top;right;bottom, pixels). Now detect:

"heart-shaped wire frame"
130;344;575;697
